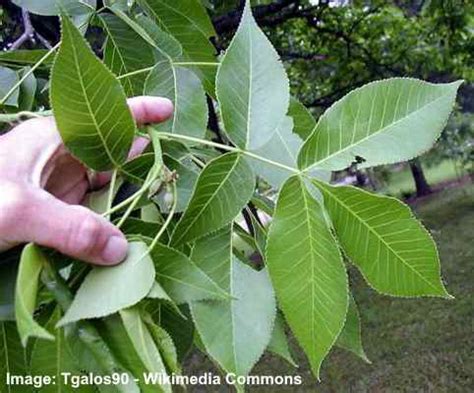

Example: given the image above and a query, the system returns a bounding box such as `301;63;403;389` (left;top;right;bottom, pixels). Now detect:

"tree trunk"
409;158;432;197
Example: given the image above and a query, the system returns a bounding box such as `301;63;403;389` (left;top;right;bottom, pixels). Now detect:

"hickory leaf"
145;58;208;139
138;0;217;93
0;322;31;391
298;78;462;171
266;176;348;378
216;0;289;150
190;258;276;378
15;244;54;346
171;152;255;245
0;66;19;107
151;244;230;303
190;225;232;290
58;242;155;326
119;308;171;393
314;181;451;297
101;14;155;96
336;294;369;362
51;14;136;171
267;313;297;367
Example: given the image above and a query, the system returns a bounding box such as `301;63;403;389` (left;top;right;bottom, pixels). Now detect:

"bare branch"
8;8;53;51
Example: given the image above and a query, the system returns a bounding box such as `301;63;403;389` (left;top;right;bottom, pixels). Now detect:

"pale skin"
0;96;174;265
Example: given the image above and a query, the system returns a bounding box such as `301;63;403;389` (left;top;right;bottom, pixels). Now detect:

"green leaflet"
58;242;155;326
101;14;155;96
145;58;208;139
155;305;194;362
336;294;369;363
190;225;232;289
51;14;136;171
267;313;297;367
119;308;171;393
151;243;229;303
0;322;31;392
266;176;348;378
29;309;95;393
18;67;37;111
135;14;183;60
0;66;19;106
138;0;217;93
99;314;159;393
171;152;255;246
143;317;181;375
15;244;54;346
314;181;451;297
298;78;462;171
190;258;276;378
288;97;316;141
216;0;289;150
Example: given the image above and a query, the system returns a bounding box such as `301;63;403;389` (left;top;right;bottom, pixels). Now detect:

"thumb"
22;190;128;265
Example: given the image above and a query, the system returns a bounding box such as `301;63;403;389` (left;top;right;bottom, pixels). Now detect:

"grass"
384;159;462;196
184;183;474;392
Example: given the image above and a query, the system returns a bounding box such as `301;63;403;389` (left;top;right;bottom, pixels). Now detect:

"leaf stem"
158;132;301;174
105;170;118;220
116;66;154;80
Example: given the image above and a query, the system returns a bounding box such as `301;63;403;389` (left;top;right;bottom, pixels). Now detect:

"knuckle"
66;213;103;256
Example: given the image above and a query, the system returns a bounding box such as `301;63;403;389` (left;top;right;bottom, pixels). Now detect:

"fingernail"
102;235;128;264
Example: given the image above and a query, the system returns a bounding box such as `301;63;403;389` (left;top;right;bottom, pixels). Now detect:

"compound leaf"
171;152;255;245
51;14;135;171
266;176;348;378
216;0;289;150
58;242;155;326
314;181;451;297
15;244;54;346
298;78;462;171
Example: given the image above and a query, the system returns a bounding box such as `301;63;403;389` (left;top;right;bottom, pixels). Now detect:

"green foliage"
0;0;463;390
51;13;136;171
266;175;348;378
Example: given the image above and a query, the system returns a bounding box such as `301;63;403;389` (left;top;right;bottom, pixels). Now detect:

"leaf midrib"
305;89;451;171
320;185;440;291
172;154;241;244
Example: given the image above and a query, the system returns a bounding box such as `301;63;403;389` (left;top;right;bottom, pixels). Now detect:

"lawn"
184;183;474;392
384;159;462;196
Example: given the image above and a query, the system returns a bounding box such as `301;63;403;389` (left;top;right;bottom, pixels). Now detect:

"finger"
22;190;128;265
127;96;174;125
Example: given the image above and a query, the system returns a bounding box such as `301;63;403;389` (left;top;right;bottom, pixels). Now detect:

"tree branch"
213;0;303;34
8;8;52;50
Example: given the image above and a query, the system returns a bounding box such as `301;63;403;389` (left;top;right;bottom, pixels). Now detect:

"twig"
8;8;53;51
9;9;34;50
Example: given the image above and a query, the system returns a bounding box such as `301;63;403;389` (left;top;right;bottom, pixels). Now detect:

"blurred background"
1;0;472;391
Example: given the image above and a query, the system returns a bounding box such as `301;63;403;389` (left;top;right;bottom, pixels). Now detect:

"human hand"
0;96;173;265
